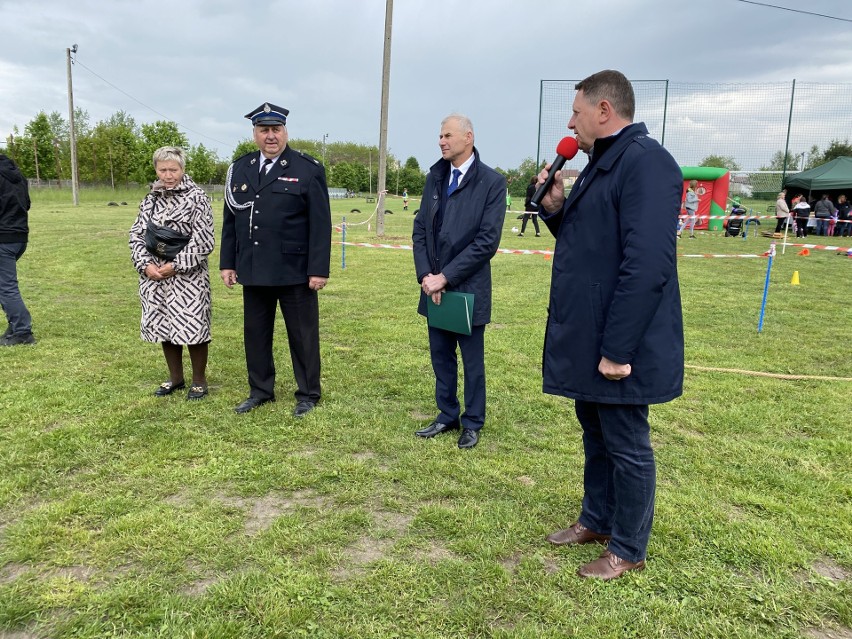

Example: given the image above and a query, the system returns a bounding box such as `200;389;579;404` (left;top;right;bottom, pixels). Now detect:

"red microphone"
529;137;580;208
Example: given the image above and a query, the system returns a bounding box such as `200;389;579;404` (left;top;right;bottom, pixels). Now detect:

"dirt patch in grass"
804;627;852;639
291;448;318;458
352;451;376;462
500;552;523;573
215;489;331;537
372;510;412;533
0;562;28;585
0;627;41;639
163;490;193;507
813;559;850;582
331;536;395;581
412;546;456;564
409;411;433;422
46;565;96;583
516;475;535;487
180;575;219;597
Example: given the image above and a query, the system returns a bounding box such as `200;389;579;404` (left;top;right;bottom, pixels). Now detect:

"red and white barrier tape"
335;241;851;258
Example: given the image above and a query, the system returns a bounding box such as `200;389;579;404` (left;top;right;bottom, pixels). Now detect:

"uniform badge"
278;177;299;182
280;159;288;168
232;186;237;192
250;158;257;165
241;184;248;191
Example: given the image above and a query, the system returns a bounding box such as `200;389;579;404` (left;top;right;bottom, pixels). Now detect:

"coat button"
253;225;258;230
255;194;260;199
254;241;259;246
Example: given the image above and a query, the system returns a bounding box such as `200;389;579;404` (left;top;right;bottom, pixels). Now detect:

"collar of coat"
566;122;649;208
429;146;481;187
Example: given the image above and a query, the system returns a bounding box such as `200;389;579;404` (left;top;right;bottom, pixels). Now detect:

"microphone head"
556;136;579;160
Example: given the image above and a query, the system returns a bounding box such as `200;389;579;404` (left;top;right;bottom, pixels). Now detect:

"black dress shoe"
415;421;460;438
186;384;209;401
457;429;479;449
154;380;185;397
293;400;316;417
234;396;274;414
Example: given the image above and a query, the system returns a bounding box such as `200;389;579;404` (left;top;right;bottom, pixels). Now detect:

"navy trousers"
574;400;656;563
0;242;32;337
242;284;321;403
428;324;486;431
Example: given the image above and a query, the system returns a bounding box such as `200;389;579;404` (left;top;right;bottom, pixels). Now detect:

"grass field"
0;188;850;638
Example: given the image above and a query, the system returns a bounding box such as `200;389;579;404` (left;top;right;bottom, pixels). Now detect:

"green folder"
427;291;474;335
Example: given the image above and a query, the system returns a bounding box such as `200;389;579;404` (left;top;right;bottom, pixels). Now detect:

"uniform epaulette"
233;150;256;164
296;151;322;166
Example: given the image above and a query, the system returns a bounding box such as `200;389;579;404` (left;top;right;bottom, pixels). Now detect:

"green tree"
232;139;257;162
134;121;189;183
17;112;58;180
404;156;420;171
91;111;138;187
761;150;800;172
818;139;852;165
186;143;219;184
328;162;361;192
699;154;740;171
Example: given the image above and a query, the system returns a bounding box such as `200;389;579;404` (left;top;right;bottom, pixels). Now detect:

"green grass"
0;189;849;638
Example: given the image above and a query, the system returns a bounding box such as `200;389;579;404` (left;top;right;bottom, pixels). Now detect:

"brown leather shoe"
546;522;610;546
577;549;645;581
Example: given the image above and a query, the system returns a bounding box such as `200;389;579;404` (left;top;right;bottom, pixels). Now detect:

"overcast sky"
1;0;851;171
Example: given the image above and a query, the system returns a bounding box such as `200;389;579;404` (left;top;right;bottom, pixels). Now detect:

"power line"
735;0;852;23
72;57;233;148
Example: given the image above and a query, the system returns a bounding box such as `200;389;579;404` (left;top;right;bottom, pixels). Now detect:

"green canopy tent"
783;156;852;198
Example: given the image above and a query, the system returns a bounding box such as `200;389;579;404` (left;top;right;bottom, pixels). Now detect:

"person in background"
519;175;541;237
537;70;683;581
676;179;699;239
774;192;791;234
836;194;850;237
793;195;811;238
129;147;215;400
412;114;507;450
813;194;835;237
220;103;332;417
403;188;409;211
0;154;34;346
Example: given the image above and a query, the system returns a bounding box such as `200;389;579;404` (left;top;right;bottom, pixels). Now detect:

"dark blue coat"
220;146;331;286
541;123;684;405
412;148;507;326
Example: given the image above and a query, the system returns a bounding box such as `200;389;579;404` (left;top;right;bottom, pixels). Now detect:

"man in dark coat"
412;114;507;449
0;154;35;346
220;103;332;416
536;70;684;580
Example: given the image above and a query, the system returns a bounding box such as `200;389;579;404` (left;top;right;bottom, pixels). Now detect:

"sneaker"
535;233;541;237
0;333;36;346
517;233;524;237
689;235;695;239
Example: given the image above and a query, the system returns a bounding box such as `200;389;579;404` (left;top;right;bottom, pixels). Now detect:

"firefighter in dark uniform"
220;102;332;416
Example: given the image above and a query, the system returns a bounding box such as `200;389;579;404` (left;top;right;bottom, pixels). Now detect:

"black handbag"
145;221;190;261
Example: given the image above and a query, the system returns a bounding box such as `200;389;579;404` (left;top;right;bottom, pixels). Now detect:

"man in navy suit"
537;71;684;580
412;114;507;449
220;103;331;417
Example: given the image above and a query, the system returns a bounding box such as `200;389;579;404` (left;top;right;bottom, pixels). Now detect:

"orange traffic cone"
544;248;552;261
790;271;800;285
797;248;810;256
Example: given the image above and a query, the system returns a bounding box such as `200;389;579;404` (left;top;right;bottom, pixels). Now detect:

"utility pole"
376;0;393;236
322;133;329;166
32;138;40;182
66;44;79;206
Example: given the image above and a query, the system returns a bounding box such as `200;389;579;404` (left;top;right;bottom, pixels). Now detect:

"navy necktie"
259;158;273;177
446;168;461;197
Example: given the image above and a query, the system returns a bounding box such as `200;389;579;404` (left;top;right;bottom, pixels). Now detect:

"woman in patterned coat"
129;147;214;400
